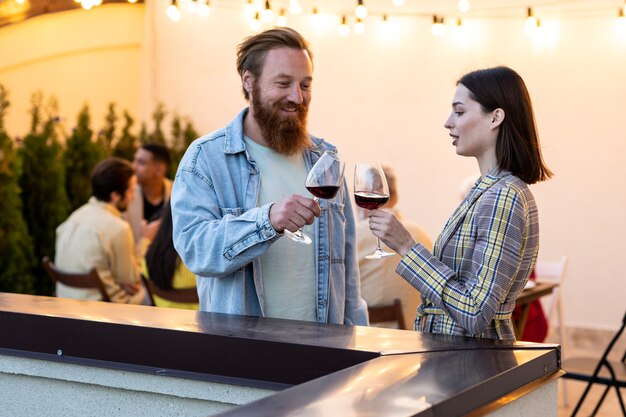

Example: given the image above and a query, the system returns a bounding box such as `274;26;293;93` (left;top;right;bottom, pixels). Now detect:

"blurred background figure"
142;200;198;310
55;157;148;304
356;164;432;329
126;143;172;254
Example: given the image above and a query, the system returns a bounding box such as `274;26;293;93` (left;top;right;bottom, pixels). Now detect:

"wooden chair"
562;310;626;417
368;298;407;330
141;274;199;306
42;256;110;302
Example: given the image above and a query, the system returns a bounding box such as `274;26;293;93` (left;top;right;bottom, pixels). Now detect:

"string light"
262;0;274;22
250;11;261;31
127;0;138;3
392;0;405;6
431;15;446;36
276;8;287;26
338;15;350;37
525;7;539;33
166;0;181;22
196;0;211;17
354;17;365;34
458;0;470;13
288;0;302;15
355;0;367;20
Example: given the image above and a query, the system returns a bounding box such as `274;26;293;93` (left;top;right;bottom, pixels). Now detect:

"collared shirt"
55;197;146;304
171;108;368;325
396;169;539;340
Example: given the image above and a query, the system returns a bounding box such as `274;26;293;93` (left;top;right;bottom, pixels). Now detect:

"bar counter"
0;293;562;416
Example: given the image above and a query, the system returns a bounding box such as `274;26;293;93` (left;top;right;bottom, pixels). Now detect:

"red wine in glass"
285;151;345;244
354;161;394;259
354;192;389;210
306;185;340;200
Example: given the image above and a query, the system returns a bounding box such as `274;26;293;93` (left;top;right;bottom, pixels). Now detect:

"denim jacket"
171;108;368;325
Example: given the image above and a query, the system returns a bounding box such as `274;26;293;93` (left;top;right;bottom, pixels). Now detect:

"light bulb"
250;12;262;31
128;0;138;3
392;0;405;6
276;9;287;26
355;0;367;19
354;18;365;34
197;0;210;17
338;15;350;36
167;1;181;21
262;0;274;22
525;7;538;33
458;0;470;13
431;15;447;36
288;0;302;14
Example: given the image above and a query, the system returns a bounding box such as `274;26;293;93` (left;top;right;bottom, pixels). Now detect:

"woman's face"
444;84;498;161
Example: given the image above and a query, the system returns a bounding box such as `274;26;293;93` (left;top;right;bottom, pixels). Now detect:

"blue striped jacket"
396;169;539;340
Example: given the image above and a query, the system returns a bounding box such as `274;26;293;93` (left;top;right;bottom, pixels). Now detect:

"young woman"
367;66;552;340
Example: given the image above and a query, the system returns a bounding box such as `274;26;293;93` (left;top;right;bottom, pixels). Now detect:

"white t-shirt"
244;136;316;322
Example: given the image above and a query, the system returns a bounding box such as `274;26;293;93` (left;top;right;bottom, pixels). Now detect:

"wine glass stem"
375;237;384;253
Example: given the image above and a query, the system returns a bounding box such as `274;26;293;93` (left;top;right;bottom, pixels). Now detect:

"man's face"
133;148;162;185
115;175;137;212
248;47;313;155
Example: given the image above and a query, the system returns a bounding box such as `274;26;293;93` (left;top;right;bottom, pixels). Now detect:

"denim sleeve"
341;182;369;326
171;147;278;277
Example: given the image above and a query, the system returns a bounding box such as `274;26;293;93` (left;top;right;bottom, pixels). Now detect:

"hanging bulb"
81;0;96;10
244;0;256;18
250;11;262;31
458;0;470;13
93;0;103;6
197;0;210;17
276;8;287;26
354;18;365;34
525;7;538;33
16;0;25;4
392;0;405;6
127;0;138;3
431;15;447;36
262;0;274;22
338;15;350;37
355;0;367;19
288;0;302;14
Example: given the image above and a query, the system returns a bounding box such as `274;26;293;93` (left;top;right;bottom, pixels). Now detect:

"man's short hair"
91;157;134;202
236;27;313;100
140;143;171;168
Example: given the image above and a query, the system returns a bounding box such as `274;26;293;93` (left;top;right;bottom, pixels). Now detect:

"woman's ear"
491;108;505;128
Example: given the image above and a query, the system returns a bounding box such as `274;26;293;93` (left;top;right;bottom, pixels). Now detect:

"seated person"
142;200;199;310
356;164;433;329
55;158;148;304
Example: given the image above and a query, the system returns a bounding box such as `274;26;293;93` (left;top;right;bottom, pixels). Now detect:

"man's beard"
251;83;311;156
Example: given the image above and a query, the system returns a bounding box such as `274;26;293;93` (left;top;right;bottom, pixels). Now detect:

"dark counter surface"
0;292;561;416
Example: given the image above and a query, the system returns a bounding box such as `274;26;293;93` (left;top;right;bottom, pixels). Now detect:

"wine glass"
354;161;394;259
284;151;345;244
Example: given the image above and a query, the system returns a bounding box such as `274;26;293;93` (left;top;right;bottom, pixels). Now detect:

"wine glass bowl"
284;151;345;244
354;162;394;259
305;151;345;201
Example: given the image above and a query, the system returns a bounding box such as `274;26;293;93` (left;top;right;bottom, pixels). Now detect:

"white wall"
1;1;624;330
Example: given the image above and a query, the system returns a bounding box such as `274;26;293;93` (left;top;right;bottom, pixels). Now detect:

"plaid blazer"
396;169;539;340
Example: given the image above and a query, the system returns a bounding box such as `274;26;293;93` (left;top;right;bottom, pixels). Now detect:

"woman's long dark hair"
458;66;553;184
144;200;178;290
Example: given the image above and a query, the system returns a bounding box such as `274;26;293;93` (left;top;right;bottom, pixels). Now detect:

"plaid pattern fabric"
396;169;539;340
